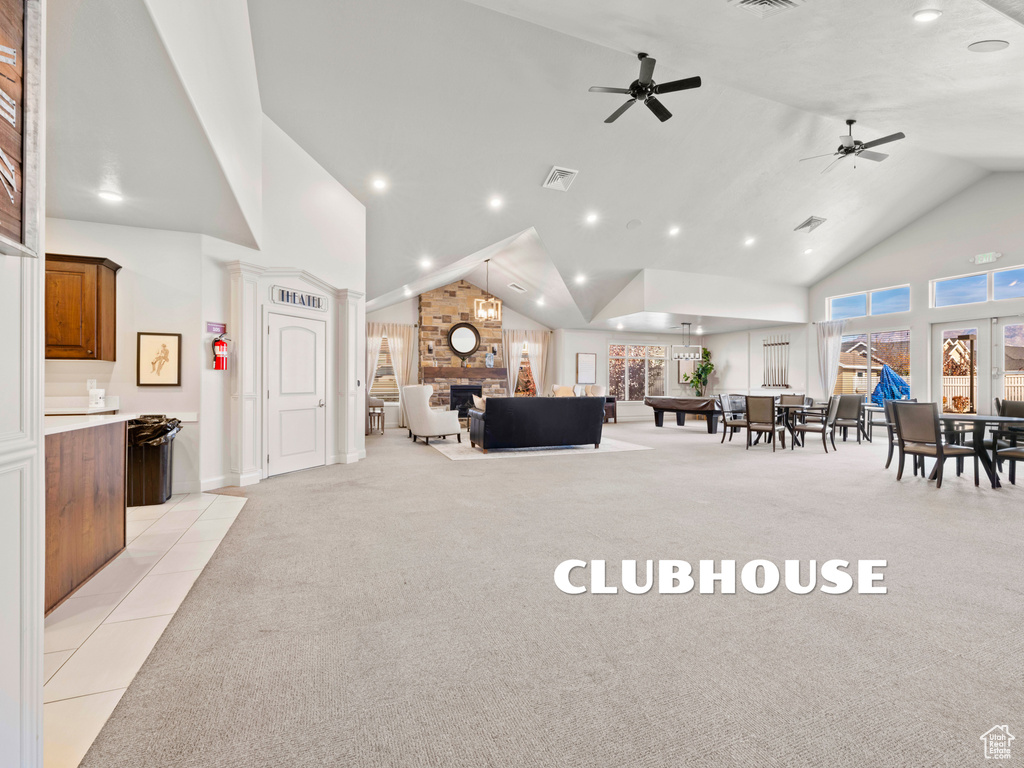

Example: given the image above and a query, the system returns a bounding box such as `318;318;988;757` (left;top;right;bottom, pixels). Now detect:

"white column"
336;289;366;462
1;2;45;764
227;261;265;485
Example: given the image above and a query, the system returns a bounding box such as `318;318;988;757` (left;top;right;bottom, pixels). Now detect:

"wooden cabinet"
45;254;120;360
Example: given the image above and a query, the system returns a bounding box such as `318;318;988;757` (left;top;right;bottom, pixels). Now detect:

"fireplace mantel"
422;366;508;381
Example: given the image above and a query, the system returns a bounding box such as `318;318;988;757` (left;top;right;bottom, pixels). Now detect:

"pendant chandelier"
474;259;502;322
672;322;699;360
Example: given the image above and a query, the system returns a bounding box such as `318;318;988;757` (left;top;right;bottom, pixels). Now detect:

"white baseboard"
201;475;227;491
226;470;262;487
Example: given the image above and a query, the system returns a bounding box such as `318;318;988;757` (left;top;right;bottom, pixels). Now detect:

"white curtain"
384;323;417;427
524;330;549;398
365;323;385;435
501;329;526;395
816;319;847;399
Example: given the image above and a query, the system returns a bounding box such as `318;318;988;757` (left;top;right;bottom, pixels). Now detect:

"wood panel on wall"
0;0;24;244
418;279;507;405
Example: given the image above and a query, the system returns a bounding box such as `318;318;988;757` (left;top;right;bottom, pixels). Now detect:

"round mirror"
447;322;481;359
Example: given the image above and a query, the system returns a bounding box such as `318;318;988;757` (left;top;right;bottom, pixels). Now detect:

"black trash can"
126;415;183;506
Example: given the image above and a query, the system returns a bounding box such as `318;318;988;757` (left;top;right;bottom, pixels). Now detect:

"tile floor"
43;492;247;768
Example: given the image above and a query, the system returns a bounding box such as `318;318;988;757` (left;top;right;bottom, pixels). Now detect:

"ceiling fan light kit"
589;53;701;123
800;118;906;173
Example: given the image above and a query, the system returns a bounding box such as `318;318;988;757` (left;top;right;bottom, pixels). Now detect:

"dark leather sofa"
468;397;605;452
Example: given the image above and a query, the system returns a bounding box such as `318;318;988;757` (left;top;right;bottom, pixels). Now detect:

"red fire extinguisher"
213;334;229;370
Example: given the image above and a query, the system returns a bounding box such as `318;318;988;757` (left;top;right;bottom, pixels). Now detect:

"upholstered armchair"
584;385;606;397
402;384;462;445
551;384;576;397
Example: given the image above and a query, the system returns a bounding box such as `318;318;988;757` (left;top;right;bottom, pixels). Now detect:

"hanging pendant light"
673;322;693;360
475;259;502;322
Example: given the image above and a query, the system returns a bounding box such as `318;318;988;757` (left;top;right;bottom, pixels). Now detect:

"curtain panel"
816;319;847;399
383;323;417;427
365;323;385;435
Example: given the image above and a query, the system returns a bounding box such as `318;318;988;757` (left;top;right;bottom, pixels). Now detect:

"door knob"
318;399;325;407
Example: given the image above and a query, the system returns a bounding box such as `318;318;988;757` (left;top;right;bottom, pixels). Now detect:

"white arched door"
267;312;326;475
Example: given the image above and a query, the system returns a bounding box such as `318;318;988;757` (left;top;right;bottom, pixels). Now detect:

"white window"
608;344;665;401
369;337;400;402
933;272;989;307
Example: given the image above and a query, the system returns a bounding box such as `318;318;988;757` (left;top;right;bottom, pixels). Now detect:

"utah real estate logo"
980;725;1014;759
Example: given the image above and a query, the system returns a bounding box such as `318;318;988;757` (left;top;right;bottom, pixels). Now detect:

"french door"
267;312;327;476
994;316;1024;405
931;321;991;414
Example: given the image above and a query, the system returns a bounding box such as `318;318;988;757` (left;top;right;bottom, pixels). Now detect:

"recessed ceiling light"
586;212;599;224
488;196;504;210
371;177;388;191
98;191;123;203
668;226;681;237
575;274;586;285
968;40;1009;53
419;256;432;269
913;9;942;22
744;237;756;246
617;323;624;330
696;326;704;334
804;249;813;255
403;286;412;297
536;297;545;306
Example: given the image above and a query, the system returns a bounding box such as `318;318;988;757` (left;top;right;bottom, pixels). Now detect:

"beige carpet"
429;435;652;460
82;421;1024;767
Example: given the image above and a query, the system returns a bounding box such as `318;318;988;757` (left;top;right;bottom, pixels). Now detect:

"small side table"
368;407;385;434
603;396;618;424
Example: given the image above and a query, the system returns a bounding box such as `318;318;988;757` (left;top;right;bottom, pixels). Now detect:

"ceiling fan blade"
861;132;906;150
800;152;838;162
638;56;656;85
653;76;702;94
605;99;636;123
589;86;631;94
821;155;849;174
857;150;889;162
645;96;672;122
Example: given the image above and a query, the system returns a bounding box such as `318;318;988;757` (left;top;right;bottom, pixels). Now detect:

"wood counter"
45;419;127;613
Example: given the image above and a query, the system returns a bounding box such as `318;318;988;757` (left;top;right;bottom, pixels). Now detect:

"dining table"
939;413;1024;488
775;403;827;448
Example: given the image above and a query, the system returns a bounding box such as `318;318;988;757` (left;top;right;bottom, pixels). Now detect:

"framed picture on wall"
576;352;597;385
137;332;182;386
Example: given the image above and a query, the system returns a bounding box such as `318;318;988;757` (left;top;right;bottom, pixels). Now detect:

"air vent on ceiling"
794;215;826;233
542;166;579;191
728;0;806;19
507;282;528;294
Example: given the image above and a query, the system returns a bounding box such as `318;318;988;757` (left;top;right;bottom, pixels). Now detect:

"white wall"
806;172;1024;403
703;324;809;397
44;219;205;492
552;328;693;421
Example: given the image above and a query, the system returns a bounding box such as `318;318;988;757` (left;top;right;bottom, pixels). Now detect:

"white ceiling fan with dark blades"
801;119;906;173
589;53;701;123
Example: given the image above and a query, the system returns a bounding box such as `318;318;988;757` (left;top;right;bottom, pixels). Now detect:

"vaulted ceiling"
247;0;1021;329
44;0;1024;333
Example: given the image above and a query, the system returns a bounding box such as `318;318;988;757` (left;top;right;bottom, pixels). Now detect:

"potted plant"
681;348;715;396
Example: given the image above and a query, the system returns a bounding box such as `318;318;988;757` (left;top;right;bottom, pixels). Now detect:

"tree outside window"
609;344;665;401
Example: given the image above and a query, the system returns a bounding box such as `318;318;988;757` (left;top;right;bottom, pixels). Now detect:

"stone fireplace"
449;385;482;417
419;279;508;406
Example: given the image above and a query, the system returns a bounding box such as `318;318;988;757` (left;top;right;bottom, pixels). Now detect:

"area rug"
428;436;652;460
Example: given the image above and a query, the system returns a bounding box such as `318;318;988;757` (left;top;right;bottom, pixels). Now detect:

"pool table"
643;396;721;433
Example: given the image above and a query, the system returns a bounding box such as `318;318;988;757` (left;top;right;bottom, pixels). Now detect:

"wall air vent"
507;282;528;294
542;166;579;192
728;0;806;19
794;215;826;233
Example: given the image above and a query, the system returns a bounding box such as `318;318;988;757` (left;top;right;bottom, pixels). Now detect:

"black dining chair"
791;396;839;453
719;394;748;444
834;394;865;443
746;396;785;451
881;398;917;469
892;402;978;488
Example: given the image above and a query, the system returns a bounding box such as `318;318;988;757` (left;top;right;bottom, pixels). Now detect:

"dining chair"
791;396;839;453
718;394;748;443
892;402;977;488
996;429;1024;484
881;398;917;469
746;396;785;451
834;394;865;443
